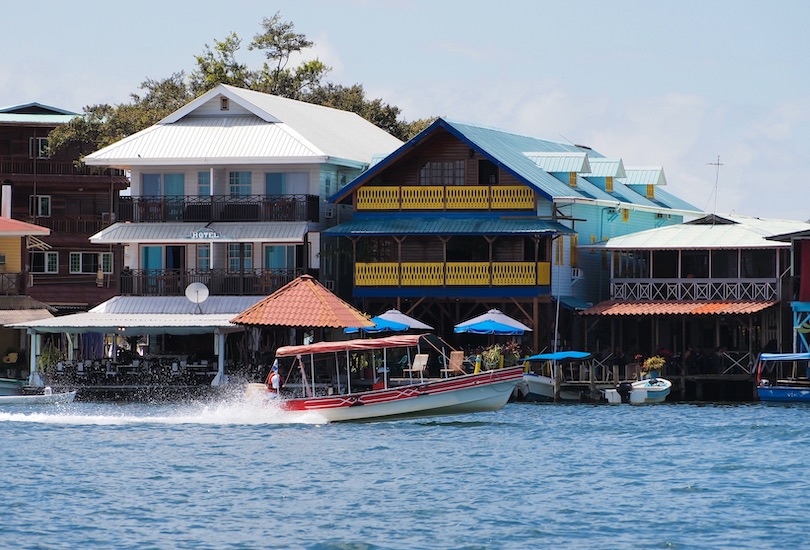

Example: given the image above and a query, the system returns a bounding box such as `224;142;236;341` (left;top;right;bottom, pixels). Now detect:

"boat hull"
517;373;555;402
0;377;25;396
758;385;810;402
0;390;77;404
265;366;523;422
630;378;672;404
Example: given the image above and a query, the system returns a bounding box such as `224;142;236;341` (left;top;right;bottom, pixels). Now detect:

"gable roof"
231;274;374;329
330;118;701;214
83;84;403;169
586;214;810;250
524;152;591;173
0;217;50;236
0;102;77;125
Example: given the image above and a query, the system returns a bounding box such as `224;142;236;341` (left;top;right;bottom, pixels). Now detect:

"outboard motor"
616;381;633;403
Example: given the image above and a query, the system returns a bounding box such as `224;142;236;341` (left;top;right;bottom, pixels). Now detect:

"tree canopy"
50;12;434;155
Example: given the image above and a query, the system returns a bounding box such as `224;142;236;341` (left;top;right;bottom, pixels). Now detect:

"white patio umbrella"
454;309;532;335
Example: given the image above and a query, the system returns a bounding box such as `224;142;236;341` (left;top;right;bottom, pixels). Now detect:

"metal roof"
585;158;626;178
323;216;576;236
90;221;310;244
84;84;403;169
580;300;776;316
0;102;77;125
586;214;810;250
524;152;591;173
0;217;50;236
620;167;667;186
331;119;699;214
9;296;262;335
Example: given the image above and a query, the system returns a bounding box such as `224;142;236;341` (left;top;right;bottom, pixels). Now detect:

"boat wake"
0;395;329;426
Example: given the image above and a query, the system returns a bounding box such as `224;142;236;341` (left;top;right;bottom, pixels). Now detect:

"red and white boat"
246;334;523;422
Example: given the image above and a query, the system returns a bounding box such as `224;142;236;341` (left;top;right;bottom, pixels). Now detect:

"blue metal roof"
330;118;696;213
323;216;575;236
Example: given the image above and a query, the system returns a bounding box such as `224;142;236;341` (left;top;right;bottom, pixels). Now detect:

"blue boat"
756;352;810;402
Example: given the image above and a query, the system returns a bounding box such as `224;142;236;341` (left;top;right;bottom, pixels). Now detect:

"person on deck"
267;361;282;396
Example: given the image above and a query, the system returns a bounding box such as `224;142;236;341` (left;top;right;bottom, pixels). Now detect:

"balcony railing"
117;195;320;223
120;268;302;296
0;156;125;177
30;216;109;234
355;262;551;287
611;278;779;301
356;185;535;211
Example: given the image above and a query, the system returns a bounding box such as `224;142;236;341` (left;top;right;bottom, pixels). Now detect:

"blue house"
327;118;701;353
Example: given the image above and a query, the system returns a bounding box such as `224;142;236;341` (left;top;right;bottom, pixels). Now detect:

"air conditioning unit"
571;267;584;279
324;279;336;291
324;207;335;219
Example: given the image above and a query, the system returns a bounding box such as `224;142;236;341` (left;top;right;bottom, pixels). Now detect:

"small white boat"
246;334;523;422
605;377;672;404
0;386;77;405
516;351;607;402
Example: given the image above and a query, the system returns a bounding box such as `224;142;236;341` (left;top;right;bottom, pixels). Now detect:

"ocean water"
1;396;808;550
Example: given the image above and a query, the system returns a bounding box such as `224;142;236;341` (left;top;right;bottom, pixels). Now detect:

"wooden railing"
120;268;302;296
611;278;779;301
355;185;535;210
355;262;551;286
117;194;320;223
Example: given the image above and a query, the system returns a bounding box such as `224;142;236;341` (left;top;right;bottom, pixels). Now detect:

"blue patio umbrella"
345;309;433;334
454;309;532;335
345;317;410;334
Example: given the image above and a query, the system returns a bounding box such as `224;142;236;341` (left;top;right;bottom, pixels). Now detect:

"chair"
440;351;466;377
403;354;429;382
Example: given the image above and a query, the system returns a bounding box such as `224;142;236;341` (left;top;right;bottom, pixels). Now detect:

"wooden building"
0;102;129;312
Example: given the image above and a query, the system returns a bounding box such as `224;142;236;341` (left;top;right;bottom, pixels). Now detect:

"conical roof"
231;275;374;329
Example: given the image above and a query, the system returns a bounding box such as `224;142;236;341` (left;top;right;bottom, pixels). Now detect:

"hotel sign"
189;229;222;239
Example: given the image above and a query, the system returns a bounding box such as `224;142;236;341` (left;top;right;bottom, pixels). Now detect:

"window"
568;172;577;187
605;176;614;193
229;171;252;196
197;172;210;197
570;234;579;267
264;245;296;269
228;244;252;272
69;252;113;274
142;173;184;196
419;161;465;185
197;244;210;270
646;184;655;199
29;137;49;159
30;195;51;217
30;251;58;273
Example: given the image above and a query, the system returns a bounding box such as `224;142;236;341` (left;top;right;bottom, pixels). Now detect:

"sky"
2;0;809;221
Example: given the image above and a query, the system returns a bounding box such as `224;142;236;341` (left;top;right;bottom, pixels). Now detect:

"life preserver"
267;371;281;392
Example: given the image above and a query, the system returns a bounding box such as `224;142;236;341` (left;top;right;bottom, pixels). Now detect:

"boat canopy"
525;351;592;361
276;334;427;357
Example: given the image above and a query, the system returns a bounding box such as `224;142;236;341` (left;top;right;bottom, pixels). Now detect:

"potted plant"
641;355;666;378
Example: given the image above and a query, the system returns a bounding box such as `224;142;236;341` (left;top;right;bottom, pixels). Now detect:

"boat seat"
440;351;466;377
403;354;429;381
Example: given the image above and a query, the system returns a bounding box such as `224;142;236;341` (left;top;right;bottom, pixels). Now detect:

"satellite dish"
185;282;210;304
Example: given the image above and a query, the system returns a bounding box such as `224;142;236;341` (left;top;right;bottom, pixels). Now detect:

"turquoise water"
1;398;808;549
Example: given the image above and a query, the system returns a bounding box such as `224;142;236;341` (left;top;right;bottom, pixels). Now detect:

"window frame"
30;251;58;274
69;252;113;274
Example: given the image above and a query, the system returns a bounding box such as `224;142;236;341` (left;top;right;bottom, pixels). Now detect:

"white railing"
611;278;779;301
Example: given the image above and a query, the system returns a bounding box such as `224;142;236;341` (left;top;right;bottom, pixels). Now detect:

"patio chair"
440;351;466;377
403;354;429;382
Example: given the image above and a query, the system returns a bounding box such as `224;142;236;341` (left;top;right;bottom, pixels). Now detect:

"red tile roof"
580;300;777;316
231;275;374;329
0;217;49;236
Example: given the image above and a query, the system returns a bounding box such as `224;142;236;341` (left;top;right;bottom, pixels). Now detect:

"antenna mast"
706;155;723;219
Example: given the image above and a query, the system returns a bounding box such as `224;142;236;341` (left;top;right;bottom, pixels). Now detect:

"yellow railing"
355;187;400;210
355;185;534;210
355;261;551;286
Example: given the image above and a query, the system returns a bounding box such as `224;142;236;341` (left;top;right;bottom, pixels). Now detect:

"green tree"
50;13;434;155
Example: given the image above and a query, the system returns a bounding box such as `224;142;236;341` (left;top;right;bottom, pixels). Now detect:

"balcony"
611;278;779;301
0;273;23;295
117;195;320;223
30;216;109;234
356;185;535;211
0;156;125;177
120;268;302;296
355;262;551;287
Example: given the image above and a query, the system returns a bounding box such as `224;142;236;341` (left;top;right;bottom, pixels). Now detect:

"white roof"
585;158;626;178
524;152;591;173
591;214;810;250
90;221;310;244
620;167;667;186
9;296;263;335
83;84;403;169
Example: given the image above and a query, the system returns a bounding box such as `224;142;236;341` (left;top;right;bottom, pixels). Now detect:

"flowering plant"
641;355;666;373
